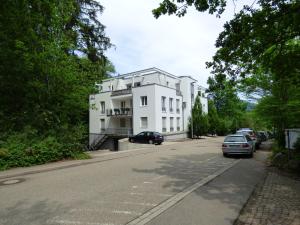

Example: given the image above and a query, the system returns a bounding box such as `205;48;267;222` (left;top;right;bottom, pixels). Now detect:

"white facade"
89;68;208;143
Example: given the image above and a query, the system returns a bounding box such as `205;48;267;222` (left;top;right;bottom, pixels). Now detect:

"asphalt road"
0;137;267;225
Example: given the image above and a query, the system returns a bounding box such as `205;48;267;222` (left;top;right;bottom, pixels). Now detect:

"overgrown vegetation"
0;0;113;170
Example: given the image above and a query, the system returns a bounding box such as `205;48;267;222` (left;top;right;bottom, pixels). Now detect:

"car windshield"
224;136;245;142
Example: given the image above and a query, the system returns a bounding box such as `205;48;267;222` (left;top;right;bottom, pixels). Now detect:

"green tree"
0;0;113;169
153;0;300;147
189;95;209;137
206;0;300;146
207;100;219;135
153;0;227;18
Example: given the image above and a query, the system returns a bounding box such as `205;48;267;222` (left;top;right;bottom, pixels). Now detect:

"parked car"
236;130;257;151
129;131;164;145
258;131;267;142
222;134;255;157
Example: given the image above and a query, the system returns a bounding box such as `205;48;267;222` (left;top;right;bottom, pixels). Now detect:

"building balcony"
106;108;132;117
111;89;132;97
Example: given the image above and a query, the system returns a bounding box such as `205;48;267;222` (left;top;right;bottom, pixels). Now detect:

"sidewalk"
235;146;300;225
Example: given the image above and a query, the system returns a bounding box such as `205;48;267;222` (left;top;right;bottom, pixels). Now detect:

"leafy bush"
0;124;89;170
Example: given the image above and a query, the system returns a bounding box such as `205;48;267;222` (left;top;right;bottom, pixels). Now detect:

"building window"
100;119;105;132
161;96;166;112
166;81;169;87
141;117;148;128
170;117;174;132
177;117;180;131
120;118;126;128
141;96;147;106
162;117;167;132
100;101;105;114
126;84;132;89
176;99;180;113
134;82;141;87
169;98;173;112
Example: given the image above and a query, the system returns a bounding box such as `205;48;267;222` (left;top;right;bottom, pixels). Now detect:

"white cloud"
99;0;247;87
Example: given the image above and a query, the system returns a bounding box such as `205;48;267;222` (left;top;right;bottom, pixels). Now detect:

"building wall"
89;92;112;134
154;85;183;133
132;85;157;134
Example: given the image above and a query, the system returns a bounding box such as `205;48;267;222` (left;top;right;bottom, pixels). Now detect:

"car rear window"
224;136;246;142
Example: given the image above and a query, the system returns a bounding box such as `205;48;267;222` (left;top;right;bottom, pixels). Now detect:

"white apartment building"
89;68;208;147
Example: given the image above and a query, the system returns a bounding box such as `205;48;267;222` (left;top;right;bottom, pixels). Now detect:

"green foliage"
206;0;300;147
0;125;90;170
189;95;209;137
153;0;226;18
207;100;219;135
0;1;113;169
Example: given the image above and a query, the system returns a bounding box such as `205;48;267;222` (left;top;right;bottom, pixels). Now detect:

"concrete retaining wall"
163;131;188;141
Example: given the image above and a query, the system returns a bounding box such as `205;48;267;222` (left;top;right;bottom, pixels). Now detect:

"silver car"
222;134;254;157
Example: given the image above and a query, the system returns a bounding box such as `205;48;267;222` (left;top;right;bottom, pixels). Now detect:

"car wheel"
130;138;134;143
149;140;153;144
223;153;227;157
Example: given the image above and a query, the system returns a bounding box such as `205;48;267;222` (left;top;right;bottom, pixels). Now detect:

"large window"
141;117;148;128
161;96;166;112
100;101;105;114
169;98;173;112
177;117;180;131
170;117;174;132
162;117;167;132
141;96;147;106
176;99;180;113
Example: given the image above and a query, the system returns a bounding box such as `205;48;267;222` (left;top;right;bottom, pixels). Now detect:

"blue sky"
99;0;248;87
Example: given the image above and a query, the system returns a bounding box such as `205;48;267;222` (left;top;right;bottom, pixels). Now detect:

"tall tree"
189;95;209;137
207;99;219;135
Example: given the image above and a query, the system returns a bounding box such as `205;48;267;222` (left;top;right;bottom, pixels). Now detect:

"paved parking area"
0;137;240;225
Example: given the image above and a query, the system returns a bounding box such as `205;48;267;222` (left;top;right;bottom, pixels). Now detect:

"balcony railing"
106;108;132;117
111;89;132;97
